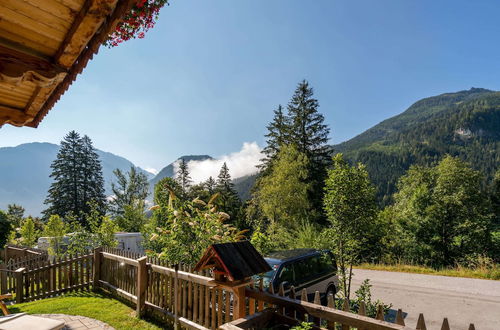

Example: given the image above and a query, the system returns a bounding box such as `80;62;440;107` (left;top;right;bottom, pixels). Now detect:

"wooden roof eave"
0;0;136;127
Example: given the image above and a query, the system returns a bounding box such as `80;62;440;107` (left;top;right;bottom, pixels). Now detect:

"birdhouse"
195;241;271;319
195;241;271;284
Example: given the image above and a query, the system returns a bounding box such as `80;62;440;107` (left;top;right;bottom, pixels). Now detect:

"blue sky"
2;0;500;172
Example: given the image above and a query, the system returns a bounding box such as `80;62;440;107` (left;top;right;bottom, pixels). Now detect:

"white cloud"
145;167;159;175
174;142;263;183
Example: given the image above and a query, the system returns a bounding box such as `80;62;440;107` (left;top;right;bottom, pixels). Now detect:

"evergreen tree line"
2;81;498;274
246;80;500;271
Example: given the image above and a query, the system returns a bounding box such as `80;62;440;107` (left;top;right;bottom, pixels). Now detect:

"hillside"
335;87;500;204
0;143;153;216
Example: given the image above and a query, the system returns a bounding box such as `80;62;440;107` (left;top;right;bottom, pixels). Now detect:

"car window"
278;264;294;284
318;252;335;273
294;256;316;284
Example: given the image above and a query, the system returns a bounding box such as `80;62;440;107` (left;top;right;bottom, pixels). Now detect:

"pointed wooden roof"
195;241;272;281
0;0;135;127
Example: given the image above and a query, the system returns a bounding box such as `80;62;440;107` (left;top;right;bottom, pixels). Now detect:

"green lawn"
8;291;167;330
356;263;500;280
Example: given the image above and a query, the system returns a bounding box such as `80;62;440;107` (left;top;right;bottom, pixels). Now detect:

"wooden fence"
0;251;49;295
0;253;94;303
95;247;235;330
1;245;48;263
0;247;477;330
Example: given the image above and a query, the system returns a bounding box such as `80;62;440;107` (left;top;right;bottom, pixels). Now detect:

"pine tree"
260;105;290;172
205;176;217;196
216;163;242;221
80;135;106;215
176;159;192;198
287;80;330;168
287;80;331;220
43;131;106;227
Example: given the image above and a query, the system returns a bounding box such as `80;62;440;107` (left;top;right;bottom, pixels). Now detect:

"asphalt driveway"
351;269;500;330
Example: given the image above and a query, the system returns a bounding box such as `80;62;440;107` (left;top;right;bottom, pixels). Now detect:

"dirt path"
351;269;500;330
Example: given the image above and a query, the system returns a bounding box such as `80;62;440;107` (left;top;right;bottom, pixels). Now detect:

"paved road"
351;269;500;330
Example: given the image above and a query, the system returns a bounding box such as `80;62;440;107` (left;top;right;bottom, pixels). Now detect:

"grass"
356;263;500;280
7;291;167;330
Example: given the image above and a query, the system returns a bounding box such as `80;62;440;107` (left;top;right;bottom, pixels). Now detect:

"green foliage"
176;159;192;198
336;88;500;205
215;162;242;225
291;322;313;330
115;203;147;232
67;203;119;255
152;177;183;227
260;104;289;171
43;215;67;256
19;217;38;248
257;145;311;228
43;131;106;227
257;80;331;225
109;166;149;232
0;210;12;248
7;204;24;228
250;223;292;256
144;191;246;266
323;153;378;300
351;279;392;318
385;155;493;266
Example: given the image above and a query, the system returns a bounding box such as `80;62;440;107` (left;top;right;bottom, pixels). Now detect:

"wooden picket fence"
1;245;48;262
0;253;93;303
96;247;235;329
0;247;478;330
0;251;49;295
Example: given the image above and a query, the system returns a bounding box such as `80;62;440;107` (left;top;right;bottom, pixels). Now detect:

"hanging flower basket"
105;0;169;47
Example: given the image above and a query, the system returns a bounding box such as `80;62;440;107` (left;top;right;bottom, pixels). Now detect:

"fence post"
0;264;6;294
174;264;179;330
15;267;25;303
92;247;102;291
233;284;247;319
136;256;147;317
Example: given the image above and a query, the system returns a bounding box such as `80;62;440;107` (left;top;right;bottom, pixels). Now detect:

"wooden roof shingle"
194;241;272;281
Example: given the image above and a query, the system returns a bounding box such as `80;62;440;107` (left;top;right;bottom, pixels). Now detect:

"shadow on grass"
8;289;171;329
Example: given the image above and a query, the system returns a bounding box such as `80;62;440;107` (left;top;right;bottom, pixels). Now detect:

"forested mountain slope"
334;88;500;204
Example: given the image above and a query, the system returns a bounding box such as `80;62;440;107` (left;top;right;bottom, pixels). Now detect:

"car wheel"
323;285;336;306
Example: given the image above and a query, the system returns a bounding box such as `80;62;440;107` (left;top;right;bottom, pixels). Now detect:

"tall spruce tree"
287;80;331;220
205;176;217;196
216;163;242;221
176;159;192;199
43;131;106;227
287;80;330;170
260;105;289;173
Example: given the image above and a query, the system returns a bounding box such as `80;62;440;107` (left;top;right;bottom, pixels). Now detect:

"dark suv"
255;249;339;300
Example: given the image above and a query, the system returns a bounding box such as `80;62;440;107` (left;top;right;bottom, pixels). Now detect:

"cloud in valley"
175;142;262;183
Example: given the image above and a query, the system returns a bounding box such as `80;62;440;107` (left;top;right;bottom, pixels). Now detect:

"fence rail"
18;253;93;303
1;246;476;330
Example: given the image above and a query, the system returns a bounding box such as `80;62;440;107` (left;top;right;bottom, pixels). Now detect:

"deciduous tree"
323;153;378;301
258;145;311;228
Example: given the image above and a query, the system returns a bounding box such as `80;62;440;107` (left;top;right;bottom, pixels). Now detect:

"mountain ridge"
334;87;500;204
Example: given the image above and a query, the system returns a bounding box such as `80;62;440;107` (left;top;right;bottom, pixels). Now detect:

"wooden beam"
54;0;92;64
0;105;34;126
244;288;410;330
57;0;119;68
31;0;136;127
0;45;67;87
